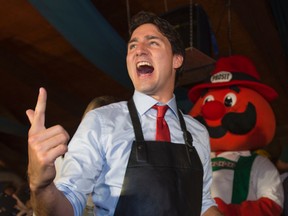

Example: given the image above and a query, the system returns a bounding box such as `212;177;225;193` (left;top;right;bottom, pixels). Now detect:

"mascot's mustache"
194;102;256;138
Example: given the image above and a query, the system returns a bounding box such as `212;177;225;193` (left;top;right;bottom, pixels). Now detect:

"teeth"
137;61;152;68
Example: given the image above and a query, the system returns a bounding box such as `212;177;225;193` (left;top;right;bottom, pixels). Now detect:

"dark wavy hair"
129;11;185;83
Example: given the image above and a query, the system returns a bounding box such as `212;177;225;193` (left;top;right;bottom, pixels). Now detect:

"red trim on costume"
215;197;282;216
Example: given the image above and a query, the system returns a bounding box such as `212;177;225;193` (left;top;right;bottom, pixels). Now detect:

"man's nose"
135;44;148;56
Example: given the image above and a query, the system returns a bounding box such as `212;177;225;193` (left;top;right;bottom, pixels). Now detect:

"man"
26;11;222;216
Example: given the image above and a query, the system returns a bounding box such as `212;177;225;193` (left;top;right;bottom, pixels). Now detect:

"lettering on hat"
210;71;232;83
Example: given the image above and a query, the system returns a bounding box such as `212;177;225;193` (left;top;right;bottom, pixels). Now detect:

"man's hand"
26;87;70;191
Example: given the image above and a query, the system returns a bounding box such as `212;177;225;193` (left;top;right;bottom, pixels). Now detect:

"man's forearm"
31;183;74;216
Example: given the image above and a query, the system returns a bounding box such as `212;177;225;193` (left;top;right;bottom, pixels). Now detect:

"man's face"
126;23;183;102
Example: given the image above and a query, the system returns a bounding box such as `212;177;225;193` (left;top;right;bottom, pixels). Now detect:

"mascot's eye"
203;95;214;104
224;93;237;107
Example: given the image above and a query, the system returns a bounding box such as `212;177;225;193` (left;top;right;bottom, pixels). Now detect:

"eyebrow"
230;85;240;93
128;35;162;44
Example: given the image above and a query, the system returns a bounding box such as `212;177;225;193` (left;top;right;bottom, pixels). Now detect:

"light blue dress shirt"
55;90;216;216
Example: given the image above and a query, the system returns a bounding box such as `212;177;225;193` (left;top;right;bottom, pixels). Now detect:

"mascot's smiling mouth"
194;102;257;138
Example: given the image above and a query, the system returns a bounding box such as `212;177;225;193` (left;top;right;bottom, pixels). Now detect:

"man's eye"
150;41;158;46
129;44;136;50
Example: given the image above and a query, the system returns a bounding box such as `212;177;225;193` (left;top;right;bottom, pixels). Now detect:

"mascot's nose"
201;101;226;120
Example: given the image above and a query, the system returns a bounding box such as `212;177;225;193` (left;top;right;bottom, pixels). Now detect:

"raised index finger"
29;87;47;134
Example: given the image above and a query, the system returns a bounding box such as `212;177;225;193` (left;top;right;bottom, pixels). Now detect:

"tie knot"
153;105;169;118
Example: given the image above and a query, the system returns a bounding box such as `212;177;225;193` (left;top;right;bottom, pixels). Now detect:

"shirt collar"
132;90;179;118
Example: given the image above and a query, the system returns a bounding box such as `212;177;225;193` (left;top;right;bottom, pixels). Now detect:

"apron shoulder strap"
178;110;193;147
127;99;145;141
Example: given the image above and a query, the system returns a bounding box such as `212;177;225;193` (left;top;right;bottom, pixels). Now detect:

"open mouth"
136;61;154;74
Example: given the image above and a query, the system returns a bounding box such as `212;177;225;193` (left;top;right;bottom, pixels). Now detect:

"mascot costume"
188;55;283;215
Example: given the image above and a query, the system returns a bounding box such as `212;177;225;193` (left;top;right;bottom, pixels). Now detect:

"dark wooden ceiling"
1;0;287;178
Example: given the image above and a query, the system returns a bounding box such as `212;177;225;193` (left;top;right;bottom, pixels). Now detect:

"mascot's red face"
188;55;278;152
189;86;276;151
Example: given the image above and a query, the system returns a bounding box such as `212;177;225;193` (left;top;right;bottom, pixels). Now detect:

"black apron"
114;99;203;216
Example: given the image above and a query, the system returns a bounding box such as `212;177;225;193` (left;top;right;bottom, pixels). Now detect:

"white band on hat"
210;71;232;83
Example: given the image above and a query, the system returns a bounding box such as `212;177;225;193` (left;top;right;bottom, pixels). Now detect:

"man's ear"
173;54;184;69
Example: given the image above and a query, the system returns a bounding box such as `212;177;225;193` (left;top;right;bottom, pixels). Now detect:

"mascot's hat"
188;55;278;103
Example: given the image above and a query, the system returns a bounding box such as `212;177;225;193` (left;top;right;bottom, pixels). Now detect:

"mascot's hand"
214;197;282;216
214;197;236;215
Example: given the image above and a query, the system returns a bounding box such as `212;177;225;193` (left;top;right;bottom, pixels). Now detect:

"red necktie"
153;105;171;142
